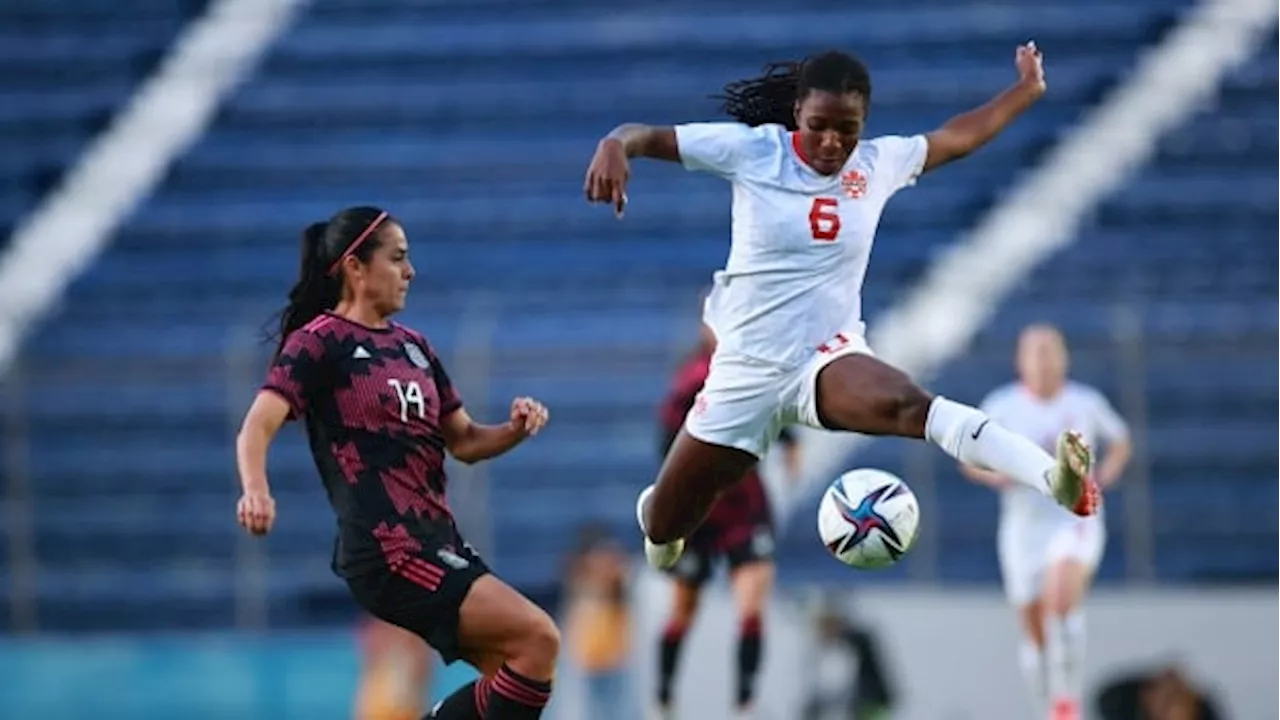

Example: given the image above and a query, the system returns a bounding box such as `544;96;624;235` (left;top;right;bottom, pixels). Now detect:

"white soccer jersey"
674;123;928;368
980;381;1130;524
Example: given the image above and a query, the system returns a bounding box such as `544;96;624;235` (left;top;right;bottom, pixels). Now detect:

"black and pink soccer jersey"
264;311;463;577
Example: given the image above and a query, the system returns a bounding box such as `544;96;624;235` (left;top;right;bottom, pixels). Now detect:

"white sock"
925;396;1054;495
1019;638;1046;712
1044;611;1086;704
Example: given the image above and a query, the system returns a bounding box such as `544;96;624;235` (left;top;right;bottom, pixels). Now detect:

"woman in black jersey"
236;206;557;720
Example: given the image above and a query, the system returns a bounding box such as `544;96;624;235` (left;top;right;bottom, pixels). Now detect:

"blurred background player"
354;615;433;720
584;45;1098;575
804;597;898;720
650;316;801;719
562;522;633;720
235;206;557;720
962;324;1132;720
1095;663;1223;720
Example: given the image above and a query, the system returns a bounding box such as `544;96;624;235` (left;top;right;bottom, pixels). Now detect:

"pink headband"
327;210;388;276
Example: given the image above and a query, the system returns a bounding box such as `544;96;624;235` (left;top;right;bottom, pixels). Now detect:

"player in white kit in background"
583;45;1101;601
962;324;1132;720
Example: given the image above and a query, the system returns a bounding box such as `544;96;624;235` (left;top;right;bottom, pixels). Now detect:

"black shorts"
344;532;490;665
664;522;775;588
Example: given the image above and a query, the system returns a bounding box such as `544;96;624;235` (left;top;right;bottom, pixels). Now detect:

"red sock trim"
491;665;551;708
473;677;492;716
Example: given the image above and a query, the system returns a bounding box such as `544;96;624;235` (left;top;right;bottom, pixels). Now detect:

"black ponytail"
267;206;392;360
271;222;342;359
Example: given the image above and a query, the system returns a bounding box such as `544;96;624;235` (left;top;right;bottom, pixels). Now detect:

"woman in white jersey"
962;324;1131;720
583;46;1099;575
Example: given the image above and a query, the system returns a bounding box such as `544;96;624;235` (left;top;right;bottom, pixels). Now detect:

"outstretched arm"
603;124;680;161
924;42;1047;173
586;121;758;214
442;397;549;464
584;124;679;215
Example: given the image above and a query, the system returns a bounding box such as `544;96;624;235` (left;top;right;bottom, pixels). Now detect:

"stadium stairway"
0;1;200;251
8;0;1269;632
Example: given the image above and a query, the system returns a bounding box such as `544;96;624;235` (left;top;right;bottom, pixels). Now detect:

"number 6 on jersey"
809;197;841;241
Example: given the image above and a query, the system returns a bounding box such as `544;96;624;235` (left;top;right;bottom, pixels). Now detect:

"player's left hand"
1015;41;1047;96
509;396;549;437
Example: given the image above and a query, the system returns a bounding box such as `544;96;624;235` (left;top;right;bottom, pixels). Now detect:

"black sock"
427;676;490;719
485;663;552;719
658;621;688;706
737;615;763;709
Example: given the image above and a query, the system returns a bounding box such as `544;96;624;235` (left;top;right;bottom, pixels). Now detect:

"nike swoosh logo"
971;420;990;440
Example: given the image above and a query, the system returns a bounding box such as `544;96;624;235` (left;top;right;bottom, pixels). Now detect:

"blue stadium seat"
6;0;1273;630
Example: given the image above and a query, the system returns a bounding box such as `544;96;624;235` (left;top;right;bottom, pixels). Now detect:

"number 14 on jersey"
387;379;425;422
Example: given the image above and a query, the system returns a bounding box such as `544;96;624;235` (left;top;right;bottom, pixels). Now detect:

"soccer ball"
817;468;921;569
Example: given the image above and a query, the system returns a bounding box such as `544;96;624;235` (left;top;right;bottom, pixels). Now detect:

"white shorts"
997;513;1105;607
683;331;873;458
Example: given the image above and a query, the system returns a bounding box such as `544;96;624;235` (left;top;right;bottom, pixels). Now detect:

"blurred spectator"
1095;665;1223;720
353;615;432;720
563;522;633;720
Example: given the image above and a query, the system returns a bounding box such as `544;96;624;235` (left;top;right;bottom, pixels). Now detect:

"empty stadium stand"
1;0;1274;631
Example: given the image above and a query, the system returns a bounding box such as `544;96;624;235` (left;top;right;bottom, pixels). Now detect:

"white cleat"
637;484;685;570
1049;430;1097;516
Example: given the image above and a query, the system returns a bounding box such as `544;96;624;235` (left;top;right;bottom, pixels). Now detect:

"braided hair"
715;51;872;129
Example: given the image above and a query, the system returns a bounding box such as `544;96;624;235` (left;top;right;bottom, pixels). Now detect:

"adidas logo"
352;346;372;360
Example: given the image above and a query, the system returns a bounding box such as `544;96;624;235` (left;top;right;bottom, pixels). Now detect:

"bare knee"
731;562;774;619
1043;583;1070;618
829;384;931;437
883;385;932;437
815;356;933;437
1042;560;1091;617
527;611;562;664
1020;601;1046;648
508;609;561;677
669;583;701;626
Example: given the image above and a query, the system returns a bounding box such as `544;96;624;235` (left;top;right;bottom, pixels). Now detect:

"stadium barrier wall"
0;584;1272;719
0;630;478;719
619;572;1277;720
619;571;1269;717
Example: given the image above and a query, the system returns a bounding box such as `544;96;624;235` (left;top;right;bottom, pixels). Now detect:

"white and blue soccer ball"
817;468;921;569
